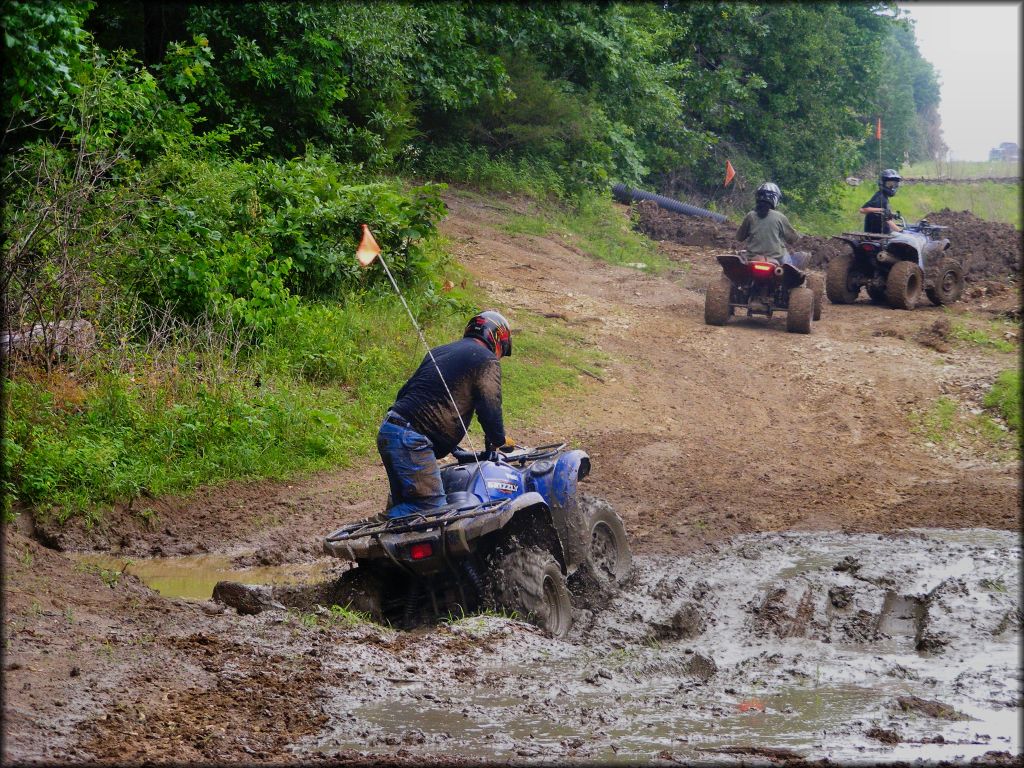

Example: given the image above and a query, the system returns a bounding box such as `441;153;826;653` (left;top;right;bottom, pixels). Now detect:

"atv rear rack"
324;498;507;543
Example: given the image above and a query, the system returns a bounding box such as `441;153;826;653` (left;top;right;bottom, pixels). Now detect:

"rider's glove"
498;437;516;454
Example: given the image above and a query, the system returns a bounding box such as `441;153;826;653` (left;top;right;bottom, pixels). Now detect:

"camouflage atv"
827;215;964;310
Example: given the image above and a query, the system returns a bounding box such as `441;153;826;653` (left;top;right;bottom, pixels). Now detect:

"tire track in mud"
305;530;1020;764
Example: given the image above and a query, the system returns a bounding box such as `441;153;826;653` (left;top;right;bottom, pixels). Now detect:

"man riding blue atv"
323;440;631;637
323;310;631;637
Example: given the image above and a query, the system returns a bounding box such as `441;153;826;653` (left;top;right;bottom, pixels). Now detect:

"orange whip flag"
724;160;736;187
876;117;882;140
356;223;381;267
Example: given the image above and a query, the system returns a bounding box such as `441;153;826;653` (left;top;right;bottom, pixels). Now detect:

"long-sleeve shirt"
861;190;891;233
390;338;506;457
736;209;801;260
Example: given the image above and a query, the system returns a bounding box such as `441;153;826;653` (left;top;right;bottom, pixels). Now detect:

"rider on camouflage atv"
860;168;904;234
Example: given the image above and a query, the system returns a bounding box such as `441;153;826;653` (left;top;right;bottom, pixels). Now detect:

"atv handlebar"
450;442;567;466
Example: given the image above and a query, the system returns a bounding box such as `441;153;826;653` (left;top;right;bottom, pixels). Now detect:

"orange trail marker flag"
876;117;882;140
724;160;736;187
356;224;381;267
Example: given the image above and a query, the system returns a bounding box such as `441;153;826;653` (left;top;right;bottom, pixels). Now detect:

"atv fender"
443;492;557;558
781;263;807;291
716;254;749;284
525;450;591;568
885;231;928;268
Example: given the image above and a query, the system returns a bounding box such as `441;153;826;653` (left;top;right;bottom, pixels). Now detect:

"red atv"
704;252;823;333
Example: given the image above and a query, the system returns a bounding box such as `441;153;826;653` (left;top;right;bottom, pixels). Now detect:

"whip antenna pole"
369;240;482;474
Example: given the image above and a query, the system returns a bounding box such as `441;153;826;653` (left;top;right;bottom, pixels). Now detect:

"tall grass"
790;179;1021;236
900;159;1020;179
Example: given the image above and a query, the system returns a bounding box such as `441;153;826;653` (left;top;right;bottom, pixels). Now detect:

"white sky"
897;2;1021;161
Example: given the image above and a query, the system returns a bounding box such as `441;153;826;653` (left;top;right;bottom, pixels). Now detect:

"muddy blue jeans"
377;415;446;518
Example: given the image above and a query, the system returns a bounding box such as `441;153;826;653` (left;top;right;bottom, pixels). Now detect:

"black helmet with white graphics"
755;182;781;210
879;168;901;197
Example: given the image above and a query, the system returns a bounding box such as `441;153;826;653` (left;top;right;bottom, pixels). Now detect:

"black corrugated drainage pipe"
612;183;729;224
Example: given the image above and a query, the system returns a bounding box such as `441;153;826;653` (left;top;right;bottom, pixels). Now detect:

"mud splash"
306;529;1020;763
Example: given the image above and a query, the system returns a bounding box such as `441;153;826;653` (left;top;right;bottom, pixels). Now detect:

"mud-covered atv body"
322;443;631;637
704;252;823;334
827;217;963;310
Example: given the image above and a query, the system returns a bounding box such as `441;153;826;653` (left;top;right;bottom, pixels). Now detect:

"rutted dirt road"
4;189;1020;764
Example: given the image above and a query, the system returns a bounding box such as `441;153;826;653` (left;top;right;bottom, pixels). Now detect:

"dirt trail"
441;192;1019;552
4;188;1020;764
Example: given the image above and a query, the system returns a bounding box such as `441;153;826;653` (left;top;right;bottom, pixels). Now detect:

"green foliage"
413;144;568;200
950;320;1018;354
500;192;671;273
5;283;598;521
1;0;94;118
984;370;1020;432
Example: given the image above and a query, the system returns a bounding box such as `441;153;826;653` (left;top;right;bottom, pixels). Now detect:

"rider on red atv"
736;182;805;267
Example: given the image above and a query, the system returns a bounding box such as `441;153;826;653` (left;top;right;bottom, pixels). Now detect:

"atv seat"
445;491;481;510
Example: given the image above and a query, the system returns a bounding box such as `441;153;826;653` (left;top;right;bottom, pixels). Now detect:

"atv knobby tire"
332;567;384;619
704;276;732;326
807;273;824;321
926;258;965;306
886;260;923;310
825;253;859;304
492;547;572;638
578;494;632;584
786;286;813;334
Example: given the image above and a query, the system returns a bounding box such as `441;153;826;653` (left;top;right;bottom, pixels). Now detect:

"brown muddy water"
71;552;332;600
79;529;1021;763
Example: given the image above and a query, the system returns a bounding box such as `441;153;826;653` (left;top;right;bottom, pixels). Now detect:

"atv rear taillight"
409;542;433;560
751;262;774;273
861;243;877;254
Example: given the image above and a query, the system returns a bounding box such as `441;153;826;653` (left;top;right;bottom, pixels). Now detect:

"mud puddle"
71;553;332;600
306;529;1019;763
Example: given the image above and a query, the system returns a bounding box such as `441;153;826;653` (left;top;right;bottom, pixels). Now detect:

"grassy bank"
499;192;671;273
790;178;1021;236
900;159;1020;179
5;241;602;526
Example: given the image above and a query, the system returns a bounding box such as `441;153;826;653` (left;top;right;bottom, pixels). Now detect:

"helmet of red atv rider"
464;310;512;357
879;168;902;197
755;182;782;210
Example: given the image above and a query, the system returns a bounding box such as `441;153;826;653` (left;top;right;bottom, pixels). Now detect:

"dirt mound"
926;209;1022;281
632;200;735;248
631;200;852;270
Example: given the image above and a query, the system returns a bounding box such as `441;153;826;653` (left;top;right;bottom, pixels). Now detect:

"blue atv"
323;442;631;637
